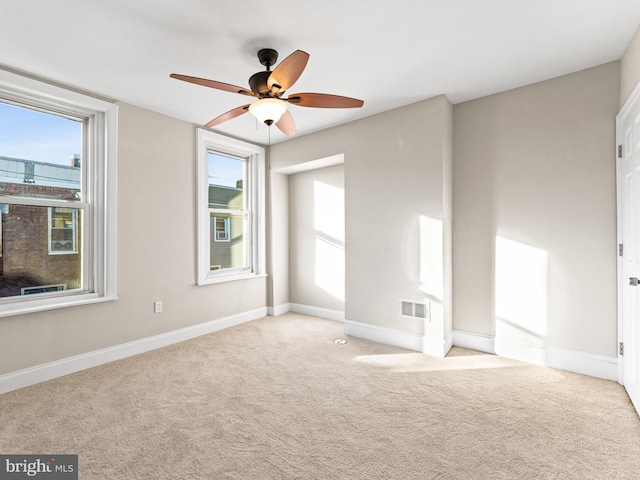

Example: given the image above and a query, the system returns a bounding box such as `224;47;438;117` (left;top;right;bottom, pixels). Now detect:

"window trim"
196;129;265;285
0;68;117;317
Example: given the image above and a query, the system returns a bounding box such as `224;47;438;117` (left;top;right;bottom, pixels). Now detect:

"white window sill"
0;293;118;318
199;273;267;286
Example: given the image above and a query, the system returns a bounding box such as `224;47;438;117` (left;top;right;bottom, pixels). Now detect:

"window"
49;207;78;253
213;217;230;242
0;68;116;316
197;129;265;284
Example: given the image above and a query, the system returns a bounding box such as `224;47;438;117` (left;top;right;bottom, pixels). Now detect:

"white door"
618;85;640;414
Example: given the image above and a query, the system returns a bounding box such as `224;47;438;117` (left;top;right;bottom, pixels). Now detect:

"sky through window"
0;101;81;166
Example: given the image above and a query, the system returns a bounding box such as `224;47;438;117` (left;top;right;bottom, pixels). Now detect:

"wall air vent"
399;299;430;320
414;302;428;319
401;300;414;317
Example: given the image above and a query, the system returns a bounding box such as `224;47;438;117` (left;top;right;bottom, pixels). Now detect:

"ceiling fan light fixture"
249;98;288;125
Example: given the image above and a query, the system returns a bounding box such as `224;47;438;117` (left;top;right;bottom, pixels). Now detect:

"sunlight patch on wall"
495;236;548;346
419;215;444;300
315;236;345;301
313;180;345;301
314;181;344;241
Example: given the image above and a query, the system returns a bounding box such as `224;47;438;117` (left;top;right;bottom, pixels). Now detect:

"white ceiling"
1;1;639;145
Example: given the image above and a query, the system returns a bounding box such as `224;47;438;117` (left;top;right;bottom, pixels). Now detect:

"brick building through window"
0;156;81;297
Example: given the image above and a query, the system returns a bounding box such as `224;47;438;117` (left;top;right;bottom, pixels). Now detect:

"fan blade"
204;104;251;128
276;111;296;136
287;92;364;108
267;50;309;93
170;74;255;97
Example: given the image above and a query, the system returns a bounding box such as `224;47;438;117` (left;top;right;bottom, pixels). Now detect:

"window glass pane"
209;213;246;271
208;152;244;209
0;205;82;298
0;101;82;200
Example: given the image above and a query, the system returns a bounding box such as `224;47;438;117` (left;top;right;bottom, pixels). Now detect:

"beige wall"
0;102;268;375
453;61;620;356
621;25;640;107
272;95;453;337
288;164;345;312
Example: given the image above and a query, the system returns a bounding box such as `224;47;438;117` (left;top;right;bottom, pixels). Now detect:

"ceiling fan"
170;48;364;137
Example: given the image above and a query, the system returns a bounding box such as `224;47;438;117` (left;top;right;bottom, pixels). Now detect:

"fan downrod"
249;48;280;96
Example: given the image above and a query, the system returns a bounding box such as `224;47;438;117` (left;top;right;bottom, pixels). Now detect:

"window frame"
0;68;117;317
196;129;265;285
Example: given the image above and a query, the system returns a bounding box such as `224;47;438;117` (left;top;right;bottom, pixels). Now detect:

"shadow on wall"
495;236;549;352
313;180;345;302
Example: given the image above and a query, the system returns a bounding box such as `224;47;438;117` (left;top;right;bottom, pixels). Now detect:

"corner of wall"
442;96;454;340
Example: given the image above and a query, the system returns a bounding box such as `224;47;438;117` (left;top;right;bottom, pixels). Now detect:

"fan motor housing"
249;71;272;96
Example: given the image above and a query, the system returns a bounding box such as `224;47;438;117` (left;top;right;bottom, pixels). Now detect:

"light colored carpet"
1;312;639;479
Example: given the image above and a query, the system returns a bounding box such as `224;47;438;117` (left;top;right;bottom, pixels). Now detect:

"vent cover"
399;299;430;320
401;300;414;317
414;302;428;319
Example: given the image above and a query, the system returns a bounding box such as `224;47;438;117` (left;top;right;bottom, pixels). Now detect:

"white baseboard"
0;307;268;395
492;337;618;381
343;318;450;358
287;314;616;381
545;347;618;382
290;303;345;322
444;331;454;357
267;303;291;316
422;334;451;358
344;318;423;352
453;329;495;354
494;338;546;365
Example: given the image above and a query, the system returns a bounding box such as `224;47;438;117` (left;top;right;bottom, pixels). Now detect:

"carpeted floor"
1;312;639;479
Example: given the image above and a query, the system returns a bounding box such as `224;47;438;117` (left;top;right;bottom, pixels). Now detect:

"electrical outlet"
154;301;162;313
